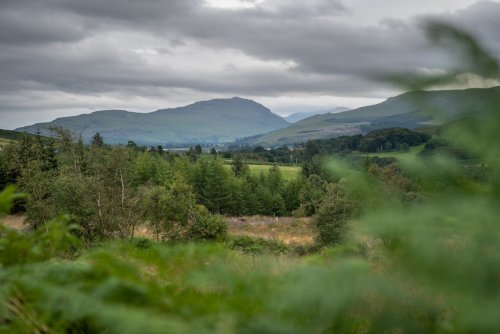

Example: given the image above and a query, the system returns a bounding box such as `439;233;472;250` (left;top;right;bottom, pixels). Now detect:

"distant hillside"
0;129;52;148
236;87;500;146
16;97;289;145
284;107;350;123
0;129;28;142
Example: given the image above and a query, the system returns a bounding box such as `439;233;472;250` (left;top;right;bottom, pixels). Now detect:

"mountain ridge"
16;97;289;145
234;86;500;146
284;107;350;123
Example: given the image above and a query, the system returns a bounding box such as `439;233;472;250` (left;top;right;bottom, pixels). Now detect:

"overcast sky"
1;0;499;129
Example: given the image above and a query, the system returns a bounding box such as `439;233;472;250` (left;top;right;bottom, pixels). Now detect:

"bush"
0;186;80;266
164;205;227;242
187;206;227;241
226;235;290;255
129;237;154;249
313;184;356;246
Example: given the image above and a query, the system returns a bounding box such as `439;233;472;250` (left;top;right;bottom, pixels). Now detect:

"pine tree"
232;155;249;177
91;132;104;147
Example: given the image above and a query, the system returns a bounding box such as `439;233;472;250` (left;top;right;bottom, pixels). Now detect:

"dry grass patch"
1;215;25;230
228;216;315;246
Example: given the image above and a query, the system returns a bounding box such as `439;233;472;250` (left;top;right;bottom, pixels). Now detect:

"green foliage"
189;157;296;216
231;155;249;177
0;186;23;215
0;134;59;222
359;128;430;153
0;187;79;266
418;135;475;160
0;128;52;144
91;132;104;147
304;140;320;160
295;174;327;216
226;235;290;255
313;183;357;246
301;155;332;181
187;206;227;241
133;151;172;185
314;241;367;261
302;128;430;157
138;178;194;240
0;216;79;267
1;130;309;242
139;178;227;241
227;145;300;164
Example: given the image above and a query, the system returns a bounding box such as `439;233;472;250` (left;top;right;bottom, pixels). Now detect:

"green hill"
15;97;289;145
236;87;500;146
0;129;30;142
0;129;53;148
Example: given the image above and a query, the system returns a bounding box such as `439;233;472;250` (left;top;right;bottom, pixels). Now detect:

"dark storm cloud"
0;0;499;129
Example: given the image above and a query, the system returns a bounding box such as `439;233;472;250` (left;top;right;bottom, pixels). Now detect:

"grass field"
223;161;301;181
0;128;53;148
351;144;425;159
248;164;300;180
228;216;314;245
0;138;15;148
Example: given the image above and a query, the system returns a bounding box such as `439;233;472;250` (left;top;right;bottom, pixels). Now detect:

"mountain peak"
16;97;289;145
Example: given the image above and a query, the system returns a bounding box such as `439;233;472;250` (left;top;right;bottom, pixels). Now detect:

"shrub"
129;237;154;250
164;204;227;242
313;183;356;246
0;186;80;266
226;235;290;255
187;206;227;241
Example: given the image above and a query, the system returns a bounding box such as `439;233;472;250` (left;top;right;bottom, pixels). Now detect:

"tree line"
225;127;430;164
1;128;373;245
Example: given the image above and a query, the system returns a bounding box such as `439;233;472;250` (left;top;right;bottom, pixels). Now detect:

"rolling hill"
16;97;289;145
236;86;500;146
0;129;53;149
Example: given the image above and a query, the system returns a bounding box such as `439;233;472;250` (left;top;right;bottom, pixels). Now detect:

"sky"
1;0;499;129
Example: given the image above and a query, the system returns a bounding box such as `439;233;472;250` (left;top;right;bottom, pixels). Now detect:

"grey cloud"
255;0;347;18
425;1;500;52
171;1;499;75
0;8;88;45
0;0;201;45
0;45;374;98
59;0;201;22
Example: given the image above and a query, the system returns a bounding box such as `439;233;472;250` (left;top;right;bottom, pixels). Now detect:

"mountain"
284;107;350;123
16;97;289;145
235;86;500;146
